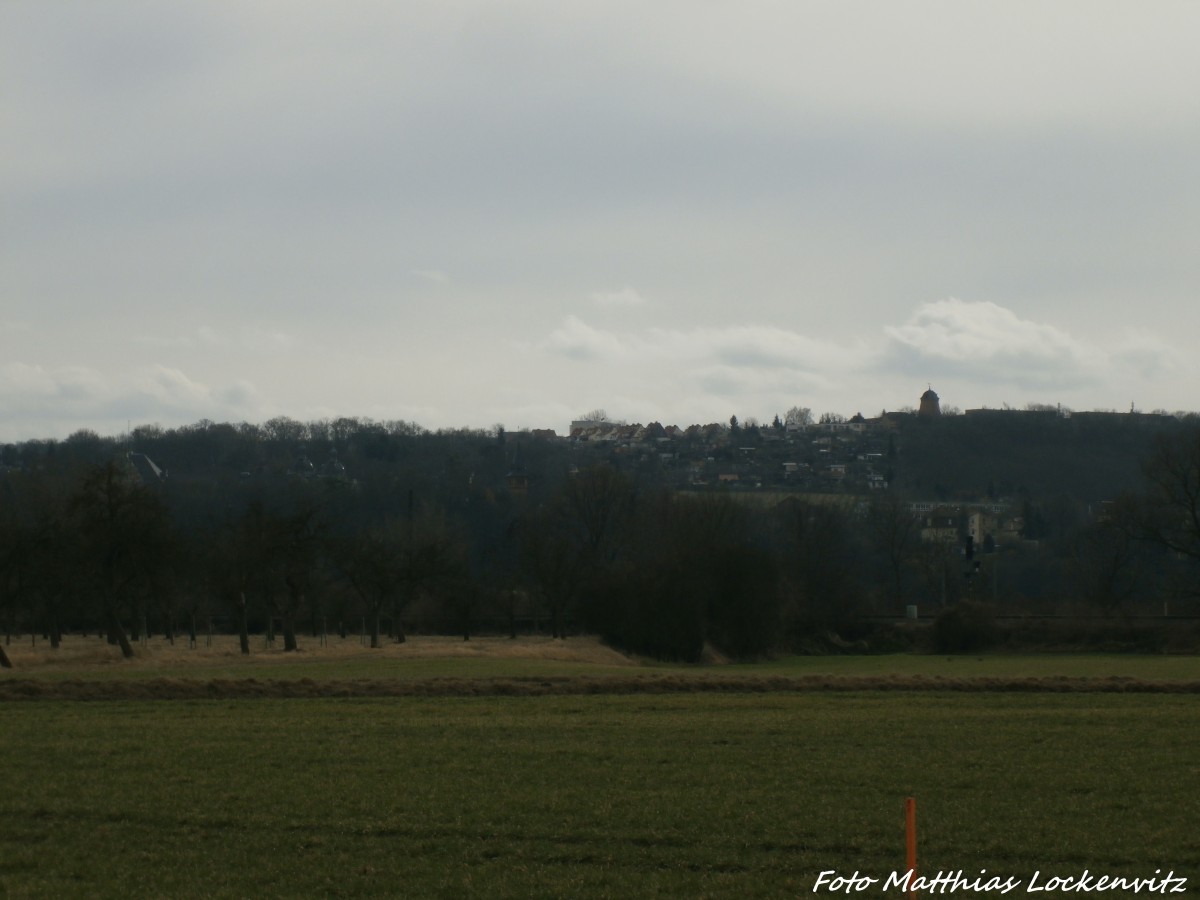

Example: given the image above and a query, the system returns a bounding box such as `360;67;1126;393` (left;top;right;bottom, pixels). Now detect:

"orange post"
904;796;918;898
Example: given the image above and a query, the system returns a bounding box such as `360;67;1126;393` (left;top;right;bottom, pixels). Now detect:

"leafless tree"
69;461;172;658
867;494;922;613
1123;427;1200;598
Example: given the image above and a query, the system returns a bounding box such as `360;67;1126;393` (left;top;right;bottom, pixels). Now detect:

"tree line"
1;419;1198;665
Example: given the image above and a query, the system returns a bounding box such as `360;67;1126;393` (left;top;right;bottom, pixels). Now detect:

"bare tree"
333;524;404;648
1072;515;1151;613
784;406;813;428
559;465;636;565
334;507;460;647
1123;427;1200;599
277;505;322;652
69;461;172;658
776;498;865;629
518;506;586;640
867;494;922;613
518;466;636;639
1140;429;1200;561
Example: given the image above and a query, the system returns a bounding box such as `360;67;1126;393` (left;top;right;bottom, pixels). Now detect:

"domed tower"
918;386;941;418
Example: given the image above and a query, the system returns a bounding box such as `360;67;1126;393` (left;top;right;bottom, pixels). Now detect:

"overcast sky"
3;2;1198;441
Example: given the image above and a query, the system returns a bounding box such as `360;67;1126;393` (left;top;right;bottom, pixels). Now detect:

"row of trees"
2;424;1198;664
0;458;875;662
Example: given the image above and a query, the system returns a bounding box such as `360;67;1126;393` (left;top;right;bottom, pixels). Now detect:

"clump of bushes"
928;601;1001;654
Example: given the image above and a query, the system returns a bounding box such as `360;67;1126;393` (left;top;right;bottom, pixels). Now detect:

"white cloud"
543;317;853;373
542;316;630;361
0;362;264;440
532;302;1197;425
129;365;213;408
657;324;854;372
870;298;1200;415
535;316;855;422
880;298;1106;392
885;299;1093;364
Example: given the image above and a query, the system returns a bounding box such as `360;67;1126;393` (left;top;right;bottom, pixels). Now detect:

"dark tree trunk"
107;611;135;659
282;612;298;652
134;599;147;643
0;644;11;669
237;594;251;655
393;593;407;643
370;607;382;649
283;577;303;652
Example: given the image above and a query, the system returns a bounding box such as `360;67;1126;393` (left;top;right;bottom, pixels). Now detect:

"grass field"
1;638;1198;898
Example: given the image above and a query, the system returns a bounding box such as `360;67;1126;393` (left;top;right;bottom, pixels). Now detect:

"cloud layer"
2;3;1197;439
533;299;1196;425
0;362;262;437
1;295;1193;440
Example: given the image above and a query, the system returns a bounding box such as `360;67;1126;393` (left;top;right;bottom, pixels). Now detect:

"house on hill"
920;507;960;543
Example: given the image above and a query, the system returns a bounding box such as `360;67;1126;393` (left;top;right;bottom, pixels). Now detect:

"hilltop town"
3;386;1192;564
517;388;1184;503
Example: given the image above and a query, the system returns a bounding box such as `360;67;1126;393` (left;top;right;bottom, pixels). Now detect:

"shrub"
928;601;1001;653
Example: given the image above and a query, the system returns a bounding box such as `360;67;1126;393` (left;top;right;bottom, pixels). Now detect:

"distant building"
289;447;316;478
289;446;351;483
918;386;942;418
320;449;347;480
920;508;960;543
127;452;166;486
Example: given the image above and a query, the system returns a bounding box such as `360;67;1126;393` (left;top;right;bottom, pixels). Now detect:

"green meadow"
2;649;1198;899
